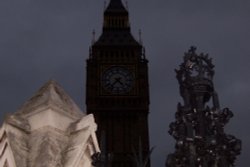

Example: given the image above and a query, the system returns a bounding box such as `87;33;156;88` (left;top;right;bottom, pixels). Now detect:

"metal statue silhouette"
166;47;241;167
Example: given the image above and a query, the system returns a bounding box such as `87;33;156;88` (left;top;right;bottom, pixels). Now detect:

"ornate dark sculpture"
166;47;241;167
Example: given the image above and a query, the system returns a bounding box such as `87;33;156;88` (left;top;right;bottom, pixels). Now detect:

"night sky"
0;0;249;166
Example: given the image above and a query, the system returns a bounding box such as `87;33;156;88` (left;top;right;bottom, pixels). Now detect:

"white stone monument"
0;80;100;167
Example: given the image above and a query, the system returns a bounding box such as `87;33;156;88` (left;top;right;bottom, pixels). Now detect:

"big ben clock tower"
86;0;150;166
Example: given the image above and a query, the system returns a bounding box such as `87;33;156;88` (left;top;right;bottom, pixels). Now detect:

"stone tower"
86;0;150;166
166;47;241;167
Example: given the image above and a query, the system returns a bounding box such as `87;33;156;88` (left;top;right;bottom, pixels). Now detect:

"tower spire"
125;1;129;10
103;0;130;30
104;1;107;11
92;29;96;44
105;0;127;12
139;29;143;45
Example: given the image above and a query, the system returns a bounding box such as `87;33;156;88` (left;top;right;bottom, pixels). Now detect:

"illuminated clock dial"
102;66;134;94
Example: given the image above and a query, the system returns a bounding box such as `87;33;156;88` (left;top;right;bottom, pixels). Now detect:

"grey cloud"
0;0;249;166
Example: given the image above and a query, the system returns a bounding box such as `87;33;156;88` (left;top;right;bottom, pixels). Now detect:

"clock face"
101;66;134;94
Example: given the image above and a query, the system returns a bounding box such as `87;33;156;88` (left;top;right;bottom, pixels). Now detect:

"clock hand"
112;77;123;86
111;80;119;87
116;78;124;85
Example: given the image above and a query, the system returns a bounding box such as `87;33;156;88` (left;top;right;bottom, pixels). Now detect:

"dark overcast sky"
0;0;249;166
